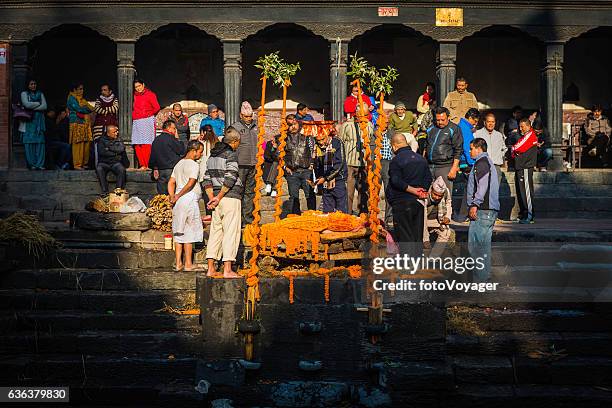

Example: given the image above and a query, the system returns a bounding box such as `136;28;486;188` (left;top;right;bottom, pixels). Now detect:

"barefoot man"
169;140;205;271
202;128;243;278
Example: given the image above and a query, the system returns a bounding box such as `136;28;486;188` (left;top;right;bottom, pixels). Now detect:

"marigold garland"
369;92;388;246
246;75;268;301
281;265;362;304
273;79;290;222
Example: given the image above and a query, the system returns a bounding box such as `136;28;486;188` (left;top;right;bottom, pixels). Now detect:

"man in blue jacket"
199;104;225;138
467;138;499;282
456;108;480;221
423;107;463;210
387;132;432;255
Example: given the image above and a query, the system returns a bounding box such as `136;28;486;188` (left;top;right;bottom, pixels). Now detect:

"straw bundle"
0;213;57;258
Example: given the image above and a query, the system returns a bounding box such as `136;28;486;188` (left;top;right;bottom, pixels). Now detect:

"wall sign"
378;7;399;17
436;8;464;27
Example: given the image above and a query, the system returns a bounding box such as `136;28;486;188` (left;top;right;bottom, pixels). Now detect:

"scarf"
68;91;94;110
99;93;115;104
68;91;94;120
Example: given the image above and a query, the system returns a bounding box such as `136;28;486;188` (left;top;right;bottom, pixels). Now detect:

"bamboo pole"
273;79;290;221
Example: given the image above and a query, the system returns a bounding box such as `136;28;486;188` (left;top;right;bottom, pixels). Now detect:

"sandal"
173;265;184;272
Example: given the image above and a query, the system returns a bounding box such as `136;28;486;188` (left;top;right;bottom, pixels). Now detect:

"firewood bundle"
145;195;173;232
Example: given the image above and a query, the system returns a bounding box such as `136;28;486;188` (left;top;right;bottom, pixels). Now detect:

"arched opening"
349;24;436;109
564;27;612;110
28;24;116;109
135;24;223;110
242;23;329;116
457;26;542;110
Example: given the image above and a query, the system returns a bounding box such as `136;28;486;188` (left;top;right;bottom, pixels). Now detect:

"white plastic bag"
120;196;147;213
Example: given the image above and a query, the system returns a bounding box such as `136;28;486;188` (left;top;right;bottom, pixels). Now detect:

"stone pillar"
223;40;242;128
116;41;136;165
330;39;348;122
10;43;29;168
436;42;457;106
117;42;135;141
0;43;11;169
10;43;29;104
542;43;564;171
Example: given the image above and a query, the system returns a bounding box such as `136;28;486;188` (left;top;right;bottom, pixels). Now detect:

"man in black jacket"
424;106;463;220
282;115;315;215
150;120;186;194
387;133;432;255
95;125;127;195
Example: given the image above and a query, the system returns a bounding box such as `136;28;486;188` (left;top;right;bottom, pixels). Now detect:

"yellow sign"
436;8;464;27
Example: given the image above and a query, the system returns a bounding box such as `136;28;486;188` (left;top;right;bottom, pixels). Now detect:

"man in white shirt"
169;140;204;271
474;112;507;187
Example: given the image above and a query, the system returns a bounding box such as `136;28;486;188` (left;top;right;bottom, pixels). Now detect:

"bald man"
386;132;432;254
95;125;127;194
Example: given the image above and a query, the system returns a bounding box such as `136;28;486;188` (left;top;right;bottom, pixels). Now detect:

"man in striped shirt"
202;128;243;278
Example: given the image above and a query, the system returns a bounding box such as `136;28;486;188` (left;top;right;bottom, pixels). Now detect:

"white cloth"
197;140;216;182
400;132;419;153
171;159;203;244
205;197;242;262
131;115;156;145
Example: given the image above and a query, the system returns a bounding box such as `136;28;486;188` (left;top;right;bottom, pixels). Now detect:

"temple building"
0;0;611;170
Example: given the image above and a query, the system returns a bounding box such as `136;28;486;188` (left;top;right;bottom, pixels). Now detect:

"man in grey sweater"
229;101;258;226
202;127;243;278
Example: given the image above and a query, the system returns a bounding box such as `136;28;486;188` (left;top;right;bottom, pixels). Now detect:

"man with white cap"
388;101;418;152
422;176;453;256
229;101;258;226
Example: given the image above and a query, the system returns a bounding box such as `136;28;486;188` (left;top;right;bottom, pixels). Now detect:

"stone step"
2;330;202;355
0;289;196;313
67;380;204;408
491;265;612;287
447;306;612;332
447;332;612;357
450;384;612;407
0;354;198;385
1;269;198;291
0;311;200;332
453;355;612;386
7;248;180;270
514;356;612;385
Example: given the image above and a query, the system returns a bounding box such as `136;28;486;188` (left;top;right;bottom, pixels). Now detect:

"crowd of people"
13;76;612;278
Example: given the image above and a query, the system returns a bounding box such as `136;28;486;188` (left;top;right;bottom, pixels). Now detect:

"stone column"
117;42;135;141
223;40;242;128
10;43;29;168
436;42;457;106
116;41;136;165
10;43;29;104
542;43;564;171
330;39;348;122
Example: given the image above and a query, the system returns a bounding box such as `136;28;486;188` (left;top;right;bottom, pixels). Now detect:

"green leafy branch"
347;54;399;97
255;51;301;87
368;66;399;98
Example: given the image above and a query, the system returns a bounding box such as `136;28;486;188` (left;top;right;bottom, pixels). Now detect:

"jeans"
239;166;256;226
538;147;553;168
286;169;314;215
322;179;348;213
96;162;126;194
380;159;393;227
156;168;173;195
346;165;368;214
46;140;71;169
468;209;497;282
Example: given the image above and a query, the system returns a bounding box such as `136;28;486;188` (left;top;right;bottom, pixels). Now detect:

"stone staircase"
1;169;611;222
0;243;205;407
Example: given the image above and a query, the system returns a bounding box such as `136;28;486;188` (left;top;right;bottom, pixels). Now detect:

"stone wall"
1;169;611;222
